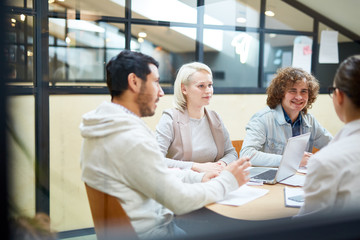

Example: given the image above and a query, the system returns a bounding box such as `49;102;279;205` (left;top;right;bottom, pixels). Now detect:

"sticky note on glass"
319;30;339;64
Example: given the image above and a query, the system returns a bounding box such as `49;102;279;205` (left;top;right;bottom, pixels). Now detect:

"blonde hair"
173;62;212;111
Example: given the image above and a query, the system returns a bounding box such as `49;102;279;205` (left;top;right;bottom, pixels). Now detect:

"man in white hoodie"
80;50;251;239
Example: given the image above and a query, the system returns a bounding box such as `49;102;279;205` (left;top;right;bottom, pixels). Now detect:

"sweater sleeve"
164;157;193;169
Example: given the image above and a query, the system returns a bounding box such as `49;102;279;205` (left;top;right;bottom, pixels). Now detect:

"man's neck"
112;95;140;117
282;106;300;124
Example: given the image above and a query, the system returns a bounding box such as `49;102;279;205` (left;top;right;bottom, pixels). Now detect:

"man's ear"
128;73;141;93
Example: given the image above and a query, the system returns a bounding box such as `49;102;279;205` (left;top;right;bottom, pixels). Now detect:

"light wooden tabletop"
206;183;300;220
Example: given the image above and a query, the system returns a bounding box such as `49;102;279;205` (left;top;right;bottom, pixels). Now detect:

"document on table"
217;185;269;206
284;187;304;208
297;167;307;174
280;174;306;187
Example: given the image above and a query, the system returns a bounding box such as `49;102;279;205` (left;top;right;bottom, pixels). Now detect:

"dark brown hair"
266;67;319;114
333;55;360;108
106;50;159;99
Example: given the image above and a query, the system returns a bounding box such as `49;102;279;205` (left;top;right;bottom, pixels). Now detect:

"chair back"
85;183;138;240
232;140;244;156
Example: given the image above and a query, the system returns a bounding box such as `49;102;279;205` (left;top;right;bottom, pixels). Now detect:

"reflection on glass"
49;18;125;85
203;29;259;88
49;0;125;18
265;0;313;31
131;25;196;85
5;0;33;8
132;0;197;23
204;0;260;28
263;34;313;87
5;14;34;84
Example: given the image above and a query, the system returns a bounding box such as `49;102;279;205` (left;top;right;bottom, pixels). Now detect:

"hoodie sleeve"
107;127;239;215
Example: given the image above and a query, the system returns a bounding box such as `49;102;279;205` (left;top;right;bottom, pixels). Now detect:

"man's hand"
201;172;220;182
299;152;312;167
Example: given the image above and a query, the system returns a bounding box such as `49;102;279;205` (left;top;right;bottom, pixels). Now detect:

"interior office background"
4;0;360;238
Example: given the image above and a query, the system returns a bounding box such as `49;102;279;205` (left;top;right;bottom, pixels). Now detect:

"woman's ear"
334;88;345;106
128;73;141;93
181;84;187;95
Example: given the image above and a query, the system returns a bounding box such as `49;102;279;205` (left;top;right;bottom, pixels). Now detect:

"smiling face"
136;64;164;117
281;79;309;121
182;70;213;109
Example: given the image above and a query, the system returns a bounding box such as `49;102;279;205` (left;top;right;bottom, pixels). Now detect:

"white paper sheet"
217;185;269;206
319;30;339;64
280;174;306;187
292;43;312;73
297;167;307;174
284;187;304;208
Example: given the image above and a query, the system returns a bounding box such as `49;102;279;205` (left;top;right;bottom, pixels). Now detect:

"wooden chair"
231;140;244;156
312;147;320;153
85;183;138;240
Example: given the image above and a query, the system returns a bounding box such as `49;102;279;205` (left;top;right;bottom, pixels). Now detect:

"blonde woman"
156;62;237;174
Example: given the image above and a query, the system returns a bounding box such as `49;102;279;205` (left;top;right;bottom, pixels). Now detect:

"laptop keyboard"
252;169;277;181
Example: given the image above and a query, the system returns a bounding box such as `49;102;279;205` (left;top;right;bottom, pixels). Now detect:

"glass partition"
315;23;360;89
5;0;33;8
263;34;313;87
49;0;125;18
5;14;34;85
132;0;197;23
49;18;126;86
203;29;259;88
204;0;260;28
131;24;196;86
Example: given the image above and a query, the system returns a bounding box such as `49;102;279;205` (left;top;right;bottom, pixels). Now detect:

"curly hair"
266;67;319;114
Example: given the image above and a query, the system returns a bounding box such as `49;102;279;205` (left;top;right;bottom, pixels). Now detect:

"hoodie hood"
80;101;143;138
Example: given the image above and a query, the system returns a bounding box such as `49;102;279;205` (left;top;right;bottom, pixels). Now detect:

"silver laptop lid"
275;132;311;182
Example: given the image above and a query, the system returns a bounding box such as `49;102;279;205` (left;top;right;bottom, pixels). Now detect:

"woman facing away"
156;62;237;174
297;55;360;216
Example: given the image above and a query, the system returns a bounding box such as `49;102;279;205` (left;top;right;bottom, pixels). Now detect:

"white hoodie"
80;101;239;239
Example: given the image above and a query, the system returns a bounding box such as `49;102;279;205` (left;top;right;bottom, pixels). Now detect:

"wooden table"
206;183;300;220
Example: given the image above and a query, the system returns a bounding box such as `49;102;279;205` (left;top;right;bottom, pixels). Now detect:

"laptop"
249;132;311;185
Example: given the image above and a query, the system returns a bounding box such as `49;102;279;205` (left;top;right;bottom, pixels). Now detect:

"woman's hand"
192;162;225;173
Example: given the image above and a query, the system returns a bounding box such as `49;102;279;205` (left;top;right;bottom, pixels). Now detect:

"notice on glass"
292;43;312;73
319;30;339;64
292;36;312;73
